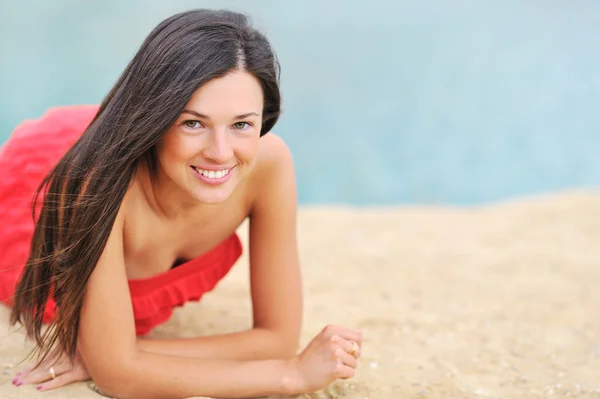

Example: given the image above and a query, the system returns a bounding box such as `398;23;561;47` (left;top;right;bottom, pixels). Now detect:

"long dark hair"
10;8;281;363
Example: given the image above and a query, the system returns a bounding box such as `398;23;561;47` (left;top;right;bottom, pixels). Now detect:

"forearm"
98;350;301;399
137;327;298;360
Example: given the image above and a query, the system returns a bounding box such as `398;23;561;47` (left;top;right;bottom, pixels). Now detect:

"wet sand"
1;190;600;398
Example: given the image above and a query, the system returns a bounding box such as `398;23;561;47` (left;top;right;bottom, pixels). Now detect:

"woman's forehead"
183;71;263;117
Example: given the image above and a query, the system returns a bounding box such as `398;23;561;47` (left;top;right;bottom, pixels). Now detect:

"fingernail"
37;385;43;390
15;380;23;387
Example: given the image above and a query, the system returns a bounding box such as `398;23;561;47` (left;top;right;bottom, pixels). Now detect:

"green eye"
233;122;249;130
184;120;201;128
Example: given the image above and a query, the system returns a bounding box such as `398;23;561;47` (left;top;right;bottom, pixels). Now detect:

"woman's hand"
291;324;362;394
12;348;90;391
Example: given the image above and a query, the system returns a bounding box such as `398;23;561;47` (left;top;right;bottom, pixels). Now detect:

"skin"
12;70;362;398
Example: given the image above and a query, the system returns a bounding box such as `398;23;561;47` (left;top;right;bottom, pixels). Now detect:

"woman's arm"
137;135;302;361
136;328;293;361
78;192;301;399
20;137;360;396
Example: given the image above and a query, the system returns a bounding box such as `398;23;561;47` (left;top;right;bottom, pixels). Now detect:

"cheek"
160;135;195;164
238;137;261;161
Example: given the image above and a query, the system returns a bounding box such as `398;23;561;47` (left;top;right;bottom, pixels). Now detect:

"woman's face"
156;70;264;205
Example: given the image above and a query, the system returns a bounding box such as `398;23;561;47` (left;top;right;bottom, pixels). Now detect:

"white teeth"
194;167;230;180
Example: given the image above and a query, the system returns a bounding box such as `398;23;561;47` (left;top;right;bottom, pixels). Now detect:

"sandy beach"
1;190;599;399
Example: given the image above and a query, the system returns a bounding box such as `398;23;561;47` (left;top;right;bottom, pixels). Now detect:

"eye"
183;120;203;129
233;121;251;130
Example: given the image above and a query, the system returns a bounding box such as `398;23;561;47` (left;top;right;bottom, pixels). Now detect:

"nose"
202;129;233;163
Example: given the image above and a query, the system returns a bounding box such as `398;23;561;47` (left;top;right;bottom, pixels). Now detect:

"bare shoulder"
247;133;296;209
257;133;294;168
251;133;295;181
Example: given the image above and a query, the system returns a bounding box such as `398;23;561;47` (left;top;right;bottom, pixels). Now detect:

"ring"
349;341;359;356
49;367;56;380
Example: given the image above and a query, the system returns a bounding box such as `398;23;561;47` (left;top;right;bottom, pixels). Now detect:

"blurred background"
1;0;598;205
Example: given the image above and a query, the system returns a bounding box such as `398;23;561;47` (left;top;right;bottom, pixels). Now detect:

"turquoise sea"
1;1;599;205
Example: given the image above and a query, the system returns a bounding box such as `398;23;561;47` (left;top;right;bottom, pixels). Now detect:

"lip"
192;165;236;171
190;165;234;185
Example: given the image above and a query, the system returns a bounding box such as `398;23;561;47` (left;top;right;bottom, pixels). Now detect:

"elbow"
94;377;135;399
94;381;133;399
95;378;140;399
90;359;141;399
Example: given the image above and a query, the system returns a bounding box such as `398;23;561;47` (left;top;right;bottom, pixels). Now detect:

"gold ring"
49;366;56;380
349;341;359;356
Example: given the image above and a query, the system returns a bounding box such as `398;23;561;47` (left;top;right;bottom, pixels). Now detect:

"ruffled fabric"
129;234;242;335
0;105;242;335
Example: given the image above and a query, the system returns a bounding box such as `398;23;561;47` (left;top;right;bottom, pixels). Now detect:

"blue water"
1;0;599;205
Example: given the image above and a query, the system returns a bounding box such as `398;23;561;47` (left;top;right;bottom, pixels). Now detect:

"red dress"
0;105;242;335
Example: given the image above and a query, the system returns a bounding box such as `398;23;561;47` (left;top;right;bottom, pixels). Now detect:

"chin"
191;190;233;205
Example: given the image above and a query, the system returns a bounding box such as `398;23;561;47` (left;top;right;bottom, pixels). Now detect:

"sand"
1;190;599;399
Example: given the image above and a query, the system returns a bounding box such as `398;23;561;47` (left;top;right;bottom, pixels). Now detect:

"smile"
190;166;234;185
191;166;231;179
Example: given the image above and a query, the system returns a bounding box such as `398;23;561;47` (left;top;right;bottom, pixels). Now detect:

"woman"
0;9;362;399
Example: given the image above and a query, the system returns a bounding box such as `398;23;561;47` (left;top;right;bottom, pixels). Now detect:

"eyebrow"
182;110;260;120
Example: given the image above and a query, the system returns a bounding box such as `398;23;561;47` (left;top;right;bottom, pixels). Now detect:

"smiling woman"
0;9;362;399
153;71;264;205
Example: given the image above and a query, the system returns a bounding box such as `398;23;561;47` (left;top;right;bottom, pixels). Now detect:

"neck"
135;162;214;222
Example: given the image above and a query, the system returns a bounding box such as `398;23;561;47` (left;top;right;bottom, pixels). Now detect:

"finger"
335;348;358;369
346;328;363;346
16;348;74;386
16;362;41;382
18;365;34;378
335;363;356;380
20;363;70;385
12;365;32;385
344;340;362;359
17;353;66;384
330;335;362;359
37;370;86;391
323;324;361;340
13;362;50;386
19;368;54;385
324;325;362;345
